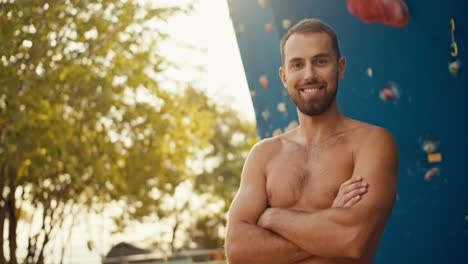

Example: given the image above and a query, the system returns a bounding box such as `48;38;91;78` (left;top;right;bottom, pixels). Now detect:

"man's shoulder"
250;136;282;156
347;119;395;142
242;137;282;173
362;124;395;145
254;127;300;150
349;120;397;157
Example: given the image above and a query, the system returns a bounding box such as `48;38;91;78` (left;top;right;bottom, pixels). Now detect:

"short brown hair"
280;19;341;65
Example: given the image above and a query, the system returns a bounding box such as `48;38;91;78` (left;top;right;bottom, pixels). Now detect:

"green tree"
188;106;258;249
128;96;258;255
0;0;236;263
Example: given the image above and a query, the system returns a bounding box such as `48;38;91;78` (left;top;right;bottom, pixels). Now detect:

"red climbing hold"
347;0;409;28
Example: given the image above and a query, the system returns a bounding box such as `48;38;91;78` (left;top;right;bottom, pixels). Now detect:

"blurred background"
1;0;467;263
1;0;257;263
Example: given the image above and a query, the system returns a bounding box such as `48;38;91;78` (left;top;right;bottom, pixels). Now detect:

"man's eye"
291;63;302;69
316;59;328;65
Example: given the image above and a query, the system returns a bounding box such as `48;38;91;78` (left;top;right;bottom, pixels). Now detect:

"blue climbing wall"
227;0;467;262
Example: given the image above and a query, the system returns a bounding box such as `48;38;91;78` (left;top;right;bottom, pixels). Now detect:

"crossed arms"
225;128;398;263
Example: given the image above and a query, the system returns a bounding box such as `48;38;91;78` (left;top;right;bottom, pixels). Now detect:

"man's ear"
279;66;287;87
338;57;346;79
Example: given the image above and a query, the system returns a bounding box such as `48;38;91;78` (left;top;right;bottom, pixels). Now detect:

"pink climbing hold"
259;74;269;89
347;0;409;28
381;88;397;100
424;167;440;181
379;81;399;101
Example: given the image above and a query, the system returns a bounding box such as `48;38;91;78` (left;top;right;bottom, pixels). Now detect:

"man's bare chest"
265;140;355;210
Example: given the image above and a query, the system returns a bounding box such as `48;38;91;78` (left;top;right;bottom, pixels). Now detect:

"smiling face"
280;32;346;116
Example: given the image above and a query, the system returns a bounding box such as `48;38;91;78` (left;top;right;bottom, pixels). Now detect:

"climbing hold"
424;166;440;181
265;23;273;32
259;74;269;89
366;67;373;78
448;60;461;76
347;0;409;28
379;81;399;101
277;102;286;113
282;19;292;29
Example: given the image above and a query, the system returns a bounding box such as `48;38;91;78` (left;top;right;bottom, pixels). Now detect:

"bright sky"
159;0;255;121
34;1;254;263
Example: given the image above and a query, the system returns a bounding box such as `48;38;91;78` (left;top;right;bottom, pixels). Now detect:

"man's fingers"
344;195;361;208
338;187;367;208
340;176;362;190
333;177;367;208
342;180;367;195
342;187;367;203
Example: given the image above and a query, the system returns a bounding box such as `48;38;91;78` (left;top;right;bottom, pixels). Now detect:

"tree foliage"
1;0;258;261
0;0;254;262
188;105;258;249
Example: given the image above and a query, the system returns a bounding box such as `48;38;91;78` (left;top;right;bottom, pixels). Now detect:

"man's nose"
303;64;317;82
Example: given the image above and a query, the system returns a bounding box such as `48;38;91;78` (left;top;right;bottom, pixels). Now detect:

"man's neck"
296;104;344;145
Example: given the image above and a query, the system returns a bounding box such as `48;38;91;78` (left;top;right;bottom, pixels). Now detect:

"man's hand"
257;208;274;229
331;176;368;208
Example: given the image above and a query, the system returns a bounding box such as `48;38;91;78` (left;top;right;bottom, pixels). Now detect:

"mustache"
298;80;326;88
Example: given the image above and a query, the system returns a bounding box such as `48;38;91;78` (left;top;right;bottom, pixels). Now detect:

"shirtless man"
225;19;398;264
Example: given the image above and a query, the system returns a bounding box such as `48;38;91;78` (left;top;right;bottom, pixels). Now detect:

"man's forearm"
262;208;357;259
226;220;313;264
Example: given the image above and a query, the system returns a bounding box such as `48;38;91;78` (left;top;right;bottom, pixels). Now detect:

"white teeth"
303;88;319;93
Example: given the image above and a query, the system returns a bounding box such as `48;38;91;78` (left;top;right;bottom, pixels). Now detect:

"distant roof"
104;242;152;258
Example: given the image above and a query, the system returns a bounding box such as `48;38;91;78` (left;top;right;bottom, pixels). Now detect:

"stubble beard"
289;79;338;116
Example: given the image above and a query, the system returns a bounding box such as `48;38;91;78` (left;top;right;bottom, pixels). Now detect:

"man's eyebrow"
287;57;304;64
313;53;332;58
287;53;333;64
